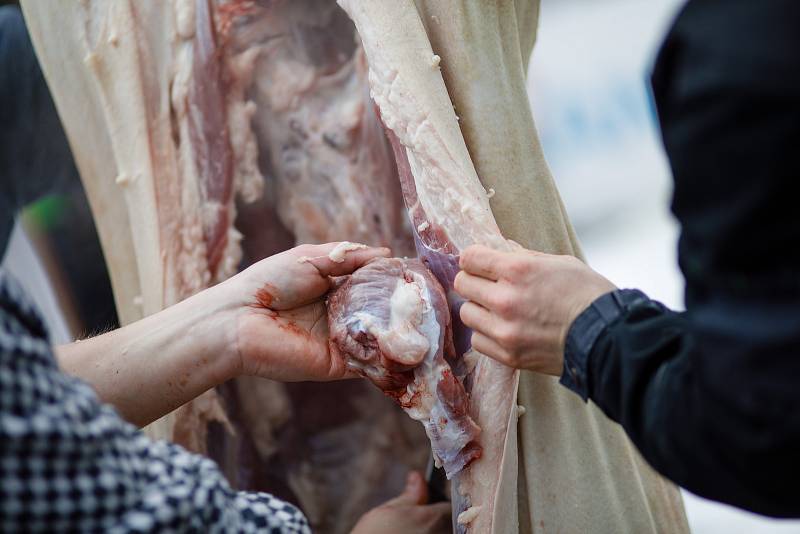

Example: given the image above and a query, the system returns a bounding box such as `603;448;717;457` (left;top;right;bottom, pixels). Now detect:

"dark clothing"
0;268;310;532
0;6;78;255
561;0;800;518
0;6;118;332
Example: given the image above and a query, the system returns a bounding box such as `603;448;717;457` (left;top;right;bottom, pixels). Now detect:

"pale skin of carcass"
419;3;689;532
339;1;689;532
53;241;450;533
21;0;277;447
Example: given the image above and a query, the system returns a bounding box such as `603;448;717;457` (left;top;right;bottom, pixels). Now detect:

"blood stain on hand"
254;283;280;308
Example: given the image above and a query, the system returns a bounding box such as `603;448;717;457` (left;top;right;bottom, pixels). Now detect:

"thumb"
300;243;391;278
385;471;428;507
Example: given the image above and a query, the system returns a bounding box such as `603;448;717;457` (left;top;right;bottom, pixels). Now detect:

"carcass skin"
21;1;425;532
417;3;688;533
20;0;253;446
338;1;688;533
328;257;482;478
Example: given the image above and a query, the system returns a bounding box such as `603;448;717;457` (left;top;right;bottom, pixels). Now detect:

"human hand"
221;242;390;382
454;245;615;376
351;471;451;534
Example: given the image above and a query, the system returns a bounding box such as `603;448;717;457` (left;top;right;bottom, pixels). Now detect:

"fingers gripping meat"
328;258;481;477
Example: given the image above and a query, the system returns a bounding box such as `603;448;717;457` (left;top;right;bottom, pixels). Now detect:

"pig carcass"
21;0;689;532
21;1;425;531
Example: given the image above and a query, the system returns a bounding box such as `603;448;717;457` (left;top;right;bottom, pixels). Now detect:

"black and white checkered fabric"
0;269;310;533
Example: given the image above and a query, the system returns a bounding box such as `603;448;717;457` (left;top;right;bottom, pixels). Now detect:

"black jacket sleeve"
561;0;800;518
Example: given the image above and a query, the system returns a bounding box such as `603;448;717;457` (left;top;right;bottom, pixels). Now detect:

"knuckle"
496;348;519;368
498;324;521;347
505;258;529;277
492;296;511;316
460;247;476;268
491;288;516;316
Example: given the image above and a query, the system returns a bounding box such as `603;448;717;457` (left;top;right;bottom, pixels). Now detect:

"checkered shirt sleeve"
0;269;310;533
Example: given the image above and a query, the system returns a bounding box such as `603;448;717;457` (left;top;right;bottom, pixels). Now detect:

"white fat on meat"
328;241;368;263
457;505;482;526
328;258;481;477
403;289;477;475
354;276;430;365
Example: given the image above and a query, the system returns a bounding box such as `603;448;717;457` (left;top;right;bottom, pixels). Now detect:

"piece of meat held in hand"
328;257;481;477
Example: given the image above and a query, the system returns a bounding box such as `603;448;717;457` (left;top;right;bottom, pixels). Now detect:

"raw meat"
223;0;413;254
328;257;481;477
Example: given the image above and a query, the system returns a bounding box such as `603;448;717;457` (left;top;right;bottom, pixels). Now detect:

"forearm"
55;282;242;427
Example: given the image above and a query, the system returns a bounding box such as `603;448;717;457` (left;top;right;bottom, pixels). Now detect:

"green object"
24;195;67;230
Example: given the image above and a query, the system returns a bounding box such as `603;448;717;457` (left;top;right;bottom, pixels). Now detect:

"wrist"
560;284;617;359
178;281;244;384
60;283;246;427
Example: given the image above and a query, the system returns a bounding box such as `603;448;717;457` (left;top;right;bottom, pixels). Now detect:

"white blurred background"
529;0;800;532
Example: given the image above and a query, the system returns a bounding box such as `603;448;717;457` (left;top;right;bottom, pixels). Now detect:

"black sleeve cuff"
560;289;650;400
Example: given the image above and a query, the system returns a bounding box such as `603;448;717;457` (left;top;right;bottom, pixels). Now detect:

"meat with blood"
328;257;481;477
